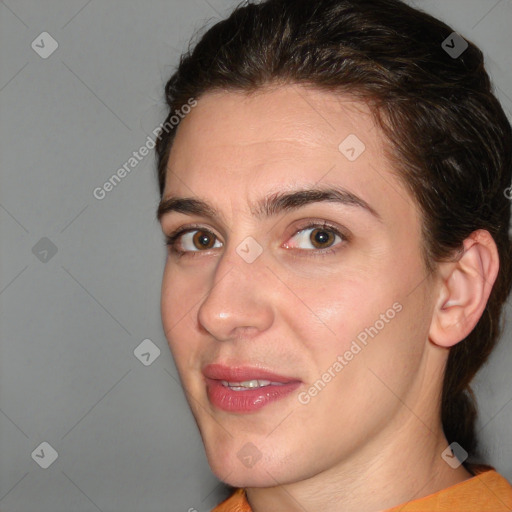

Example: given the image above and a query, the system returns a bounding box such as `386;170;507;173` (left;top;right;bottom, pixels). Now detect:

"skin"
158;84;499;512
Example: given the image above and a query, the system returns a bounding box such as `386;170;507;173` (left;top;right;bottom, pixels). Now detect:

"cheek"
161;262;201;327
160;264;197;359
289;256;425;371
160;266;177;338
289;281;429;440
289;277;391;356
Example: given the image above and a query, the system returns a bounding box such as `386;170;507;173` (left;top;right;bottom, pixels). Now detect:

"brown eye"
192;230;216;250
310;228;336;249
166;228;222;254
284;223;345;253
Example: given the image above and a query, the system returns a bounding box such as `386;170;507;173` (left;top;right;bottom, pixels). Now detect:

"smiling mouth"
220;379;286;390
202;364;302;413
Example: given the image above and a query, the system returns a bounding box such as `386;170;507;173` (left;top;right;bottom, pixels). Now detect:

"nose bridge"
197;235;273;340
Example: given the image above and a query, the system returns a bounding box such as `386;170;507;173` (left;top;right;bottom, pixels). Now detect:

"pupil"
193;231;214;249
312;229;332;247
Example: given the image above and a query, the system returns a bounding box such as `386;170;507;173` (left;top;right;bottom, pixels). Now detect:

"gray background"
0;1;511;511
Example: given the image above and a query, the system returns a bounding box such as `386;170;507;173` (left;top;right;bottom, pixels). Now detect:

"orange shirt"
211;467;512;512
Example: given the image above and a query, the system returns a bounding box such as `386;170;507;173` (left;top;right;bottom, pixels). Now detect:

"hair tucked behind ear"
155;0;512;468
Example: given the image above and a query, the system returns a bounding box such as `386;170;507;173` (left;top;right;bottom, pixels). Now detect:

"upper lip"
202;363;300;383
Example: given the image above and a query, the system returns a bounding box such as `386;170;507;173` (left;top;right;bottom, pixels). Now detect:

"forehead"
163;84;417;229
169;85;379;164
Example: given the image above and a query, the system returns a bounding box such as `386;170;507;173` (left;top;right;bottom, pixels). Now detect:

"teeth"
221;379;284;390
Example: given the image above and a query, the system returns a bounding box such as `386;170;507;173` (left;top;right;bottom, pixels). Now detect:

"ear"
429;229;500;348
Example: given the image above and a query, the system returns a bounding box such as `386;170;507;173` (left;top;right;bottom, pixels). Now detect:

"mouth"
202;363;302;413
219;379;286;390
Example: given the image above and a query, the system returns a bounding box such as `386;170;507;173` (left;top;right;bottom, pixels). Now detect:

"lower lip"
205;378;301;413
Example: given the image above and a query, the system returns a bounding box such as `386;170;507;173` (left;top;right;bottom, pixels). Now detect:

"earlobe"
429;230;499;348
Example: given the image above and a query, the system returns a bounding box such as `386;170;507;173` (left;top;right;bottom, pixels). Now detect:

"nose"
197;245;275;341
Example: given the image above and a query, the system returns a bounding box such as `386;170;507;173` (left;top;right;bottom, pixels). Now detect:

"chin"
204;440;305;488
209;459;284;488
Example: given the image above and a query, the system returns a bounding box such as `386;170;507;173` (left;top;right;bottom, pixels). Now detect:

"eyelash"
164;221;348;259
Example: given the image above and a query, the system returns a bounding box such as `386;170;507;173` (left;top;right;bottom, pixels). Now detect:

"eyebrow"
156;186;382;223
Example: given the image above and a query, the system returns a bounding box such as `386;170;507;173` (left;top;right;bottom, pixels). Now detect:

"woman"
154;0;512;510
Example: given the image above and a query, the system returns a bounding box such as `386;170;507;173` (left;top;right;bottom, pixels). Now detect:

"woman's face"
159;85;438;487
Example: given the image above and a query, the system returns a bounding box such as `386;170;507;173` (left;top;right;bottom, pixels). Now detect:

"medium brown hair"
155;0;512;468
